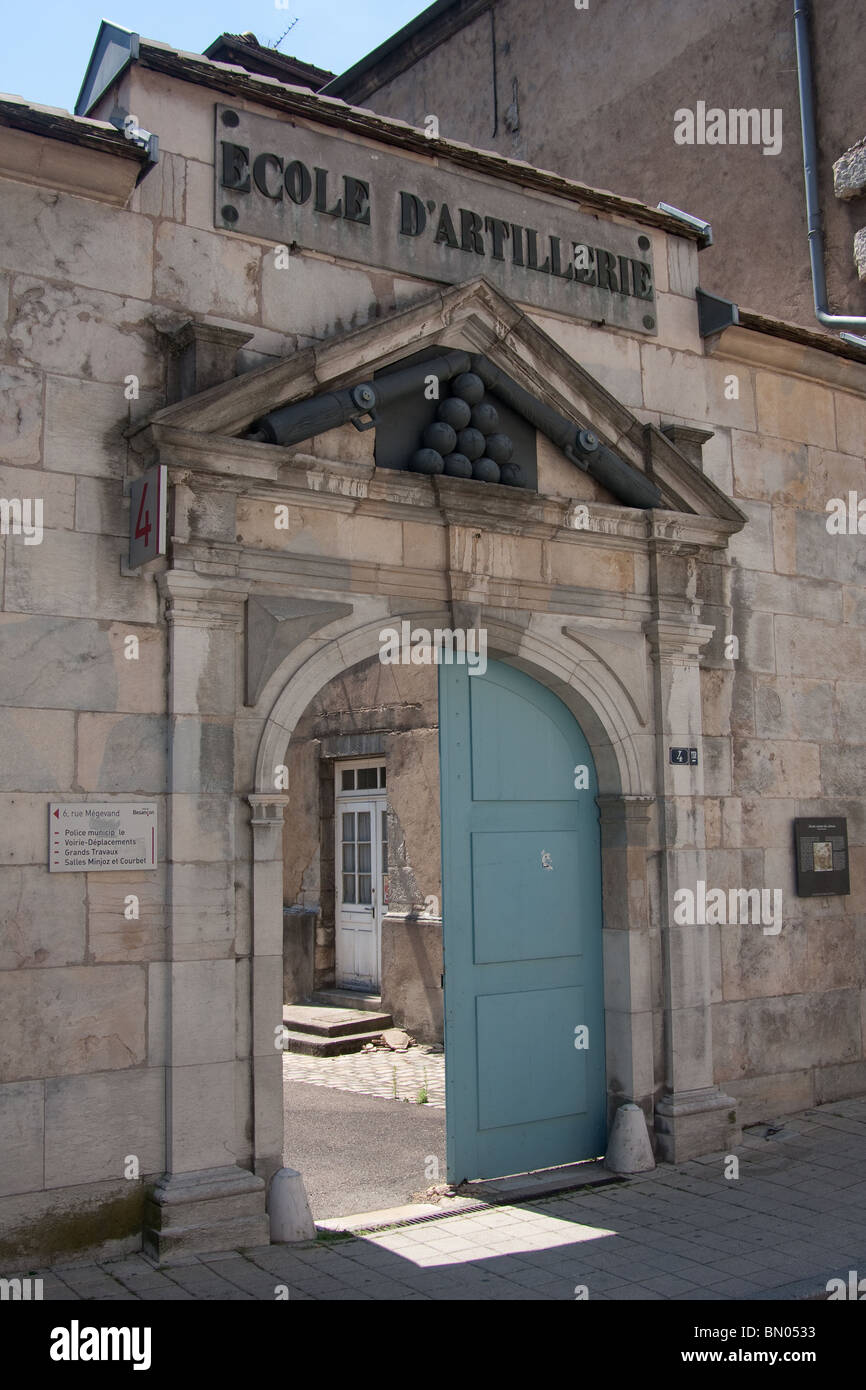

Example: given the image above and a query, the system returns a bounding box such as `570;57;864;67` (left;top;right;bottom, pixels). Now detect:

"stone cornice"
708;323;866;394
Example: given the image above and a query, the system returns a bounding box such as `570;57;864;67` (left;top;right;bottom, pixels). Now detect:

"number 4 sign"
128;464;167;567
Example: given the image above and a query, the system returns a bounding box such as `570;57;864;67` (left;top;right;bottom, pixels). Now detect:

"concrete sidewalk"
31;1096;866;1301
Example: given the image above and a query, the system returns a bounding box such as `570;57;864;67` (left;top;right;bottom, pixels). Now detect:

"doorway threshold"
458;1160;621;1204
314;1162;622;1236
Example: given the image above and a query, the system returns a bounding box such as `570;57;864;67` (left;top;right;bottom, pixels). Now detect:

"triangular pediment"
139;277;746;536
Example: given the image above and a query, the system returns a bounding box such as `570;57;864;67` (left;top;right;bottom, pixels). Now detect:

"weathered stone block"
5;530;159;622
654;290;701;353
0;184;152;298
731;431;809;504
732;737;820;797
11;279;161;387
170;795;234;863
0;1082;44;1196
0;365;42;466
261;252;380;339
775;614;866;679
44;377;159;476
283;908;316;1003
712;989;860;1078
533;313;644;407
0;793;52;864
0;1178;144;1269
755;370;836;448
88;870;167;963
133;150;186;220
723;1069;813;1124
154;222;260;319
44;1068;164;1188
381;913;443;1044
0;965;146;1080
666;235;697;297
76;713;167;794
171;960;237;1066
727;499;774;573
820;743;866;798
731;567;842;624
832;137;866;200
807;446;866;511
720;917;807;1002
837;680;866;729
0;866;86;969
166;1062;241;1172
169;862;236;955
0;707;75;790
754;677;835;741
548;540;634;591
74;477;127;537
169;623;238;717
170;717;234;795
795;509;866;587
832;390;866;462
641;344;756;429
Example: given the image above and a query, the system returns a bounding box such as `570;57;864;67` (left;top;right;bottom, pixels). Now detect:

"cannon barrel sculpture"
246;350;473;446
470;355;663;510
245;345;662;511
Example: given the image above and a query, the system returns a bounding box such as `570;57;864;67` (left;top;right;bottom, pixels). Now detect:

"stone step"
311;989;385;1013
280;1027;389;1057
283;1004;393;1038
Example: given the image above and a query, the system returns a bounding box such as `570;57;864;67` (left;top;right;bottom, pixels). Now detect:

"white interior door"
336;796;387;990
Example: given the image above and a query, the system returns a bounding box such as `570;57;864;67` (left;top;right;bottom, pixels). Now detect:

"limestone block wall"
0;171;168;1262
694;347;866;1122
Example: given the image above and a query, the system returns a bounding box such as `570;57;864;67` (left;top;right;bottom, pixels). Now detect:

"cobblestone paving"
283;1044;446;1107
27;1096;866;1301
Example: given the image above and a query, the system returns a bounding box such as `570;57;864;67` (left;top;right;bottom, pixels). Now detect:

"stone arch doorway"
249;611;655;1190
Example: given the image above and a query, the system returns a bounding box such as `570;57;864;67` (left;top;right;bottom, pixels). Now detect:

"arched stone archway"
248;607;657;1188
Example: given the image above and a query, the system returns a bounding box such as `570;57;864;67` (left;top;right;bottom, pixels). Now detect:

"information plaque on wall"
794;817;850;897
49;803;157;872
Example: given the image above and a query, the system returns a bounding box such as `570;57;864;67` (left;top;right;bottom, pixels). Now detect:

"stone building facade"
0;23;864;1265
324;0;866;332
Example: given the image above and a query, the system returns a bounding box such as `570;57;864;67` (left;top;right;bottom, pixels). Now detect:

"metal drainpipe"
793;0;866;328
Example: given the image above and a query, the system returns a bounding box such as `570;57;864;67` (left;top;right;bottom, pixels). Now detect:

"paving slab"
19;1095;866;1302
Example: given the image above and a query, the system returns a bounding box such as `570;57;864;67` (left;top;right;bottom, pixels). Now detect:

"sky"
0;0;431;112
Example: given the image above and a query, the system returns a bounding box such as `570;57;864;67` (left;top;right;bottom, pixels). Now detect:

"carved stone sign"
214;104;658;335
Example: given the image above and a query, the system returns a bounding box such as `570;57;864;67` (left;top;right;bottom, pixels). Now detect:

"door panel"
335;797;383;989
440;658;606;1182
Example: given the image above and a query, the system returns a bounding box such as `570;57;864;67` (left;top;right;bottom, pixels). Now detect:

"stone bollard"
604;1102;656;1174
268;1167;316;1242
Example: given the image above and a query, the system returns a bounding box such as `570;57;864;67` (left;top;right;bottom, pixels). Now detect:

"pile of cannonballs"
408;371;522;486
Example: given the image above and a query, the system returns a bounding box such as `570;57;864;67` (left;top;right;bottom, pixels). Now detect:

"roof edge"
133;37;703;242
0;94;149;163
322;0;483;103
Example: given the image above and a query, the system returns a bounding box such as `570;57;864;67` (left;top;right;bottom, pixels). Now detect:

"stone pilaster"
597;794;656;1132
145;571;269;1259
645;590;739;1161
248;793;290;1186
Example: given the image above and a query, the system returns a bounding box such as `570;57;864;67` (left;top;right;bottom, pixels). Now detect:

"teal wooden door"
439;658;606;1182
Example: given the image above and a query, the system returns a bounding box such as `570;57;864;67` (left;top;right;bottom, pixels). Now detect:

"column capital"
159;570;247;630
643;617;716;665
248;794;289;826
